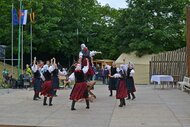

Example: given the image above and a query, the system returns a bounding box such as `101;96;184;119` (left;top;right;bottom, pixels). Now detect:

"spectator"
57;62;63;71
2;68;10;84
102;65;109;84
25;64;32;77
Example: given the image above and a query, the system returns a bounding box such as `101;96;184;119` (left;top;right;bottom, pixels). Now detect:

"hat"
81;44;86;50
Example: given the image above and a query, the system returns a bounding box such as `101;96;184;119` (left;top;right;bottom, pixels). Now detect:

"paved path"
0;84;190;127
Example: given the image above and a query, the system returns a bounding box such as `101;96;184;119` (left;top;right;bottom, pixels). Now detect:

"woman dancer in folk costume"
126;62;136;100
70;58;90;110
114;65;128;107
79;43;101;80
40;58;55;106
108;61;118;96
51;58;67;96
31;57;43;100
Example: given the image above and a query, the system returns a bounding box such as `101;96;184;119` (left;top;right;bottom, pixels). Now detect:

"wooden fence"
149;47;187;83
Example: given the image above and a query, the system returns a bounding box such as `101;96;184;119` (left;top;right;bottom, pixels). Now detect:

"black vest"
43;71;52;81
111;67;117;76
33;70;41;79
74;70;85;83
52;69;59;77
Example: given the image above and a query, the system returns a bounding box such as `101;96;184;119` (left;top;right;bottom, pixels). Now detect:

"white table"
151;75;174;88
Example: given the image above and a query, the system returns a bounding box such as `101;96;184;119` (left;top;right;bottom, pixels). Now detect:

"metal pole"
30;8;33;65
77;28;79;44
11;3;14;75
21;23;23;74
18;0;22;78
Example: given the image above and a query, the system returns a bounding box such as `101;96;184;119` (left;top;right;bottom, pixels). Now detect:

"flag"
18;10;28;25
12;9;18;25
29;12;35;23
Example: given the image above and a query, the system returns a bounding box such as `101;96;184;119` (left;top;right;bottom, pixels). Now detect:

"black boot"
123;98;126;106
54;90;57;97
126;93;131;100
85;99;90;109
131;92;136;100
43;97;47;106
33;95;37;100
37;93;41;99
71;101;76;110
109;90;113;96
119;99;123;107
49;97;53;106
33;93;38;100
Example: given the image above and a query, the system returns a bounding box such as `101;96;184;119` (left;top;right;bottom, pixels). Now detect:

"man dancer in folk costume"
70;58;90;110
40;58;55;106
108;61;118;96
126;62;136;100
114;65;128;107
31;57;43;100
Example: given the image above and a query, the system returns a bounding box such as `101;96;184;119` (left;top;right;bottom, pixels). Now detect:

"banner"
18;10;28;25
12;9;18;25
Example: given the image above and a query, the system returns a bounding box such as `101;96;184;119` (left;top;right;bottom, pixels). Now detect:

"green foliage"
0;0;189;63
115;0;189;56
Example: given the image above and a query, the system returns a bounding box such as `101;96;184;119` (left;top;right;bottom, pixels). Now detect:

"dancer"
31;57;43;100
108;61;117;96
126;62;136;100
115;65;128;107
40;58;55;106
70;58;90;110
52;58;67;96
78;44;101;99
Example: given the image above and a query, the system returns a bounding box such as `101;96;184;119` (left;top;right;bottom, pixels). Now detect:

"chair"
177;76;190;91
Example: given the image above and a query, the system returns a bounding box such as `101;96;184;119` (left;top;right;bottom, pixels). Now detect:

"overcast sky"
97;0;127;9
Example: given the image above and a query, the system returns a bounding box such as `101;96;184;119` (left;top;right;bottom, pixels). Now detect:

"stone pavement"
0;84;190;127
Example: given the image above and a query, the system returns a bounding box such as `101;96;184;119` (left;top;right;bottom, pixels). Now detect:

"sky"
97;0;127;9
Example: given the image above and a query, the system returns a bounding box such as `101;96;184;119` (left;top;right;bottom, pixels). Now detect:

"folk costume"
52;64;67;96
78;44;100;100
126;62;136;100
115;65;128;107
31;59;43;100
40;60;55;106
69;61;90;110
108;62;118;96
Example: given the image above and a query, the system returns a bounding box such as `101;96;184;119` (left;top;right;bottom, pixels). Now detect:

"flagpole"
21;22;23;74
18;0;22;78
30;8;33;65
77;28;79;44
11;3;14;75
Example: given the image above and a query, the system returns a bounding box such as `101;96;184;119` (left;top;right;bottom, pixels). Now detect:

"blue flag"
19;10;28;25
12;9;18;25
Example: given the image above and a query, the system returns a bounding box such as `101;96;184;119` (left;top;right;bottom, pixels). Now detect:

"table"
151;75;174;88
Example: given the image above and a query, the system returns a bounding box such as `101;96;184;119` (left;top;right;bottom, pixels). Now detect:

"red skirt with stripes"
41;80;53;97
70;82;88;101
116;80;128;99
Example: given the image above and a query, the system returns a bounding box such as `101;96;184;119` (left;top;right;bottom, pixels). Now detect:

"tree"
115;0;189;56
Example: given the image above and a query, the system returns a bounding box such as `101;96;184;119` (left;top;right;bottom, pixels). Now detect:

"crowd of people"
1;43;136;110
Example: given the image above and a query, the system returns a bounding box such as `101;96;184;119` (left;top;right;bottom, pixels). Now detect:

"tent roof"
94;59;113;62
115;52;154;65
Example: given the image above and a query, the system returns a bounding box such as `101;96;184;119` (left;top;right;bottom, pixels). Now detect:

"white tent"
115;52;154;84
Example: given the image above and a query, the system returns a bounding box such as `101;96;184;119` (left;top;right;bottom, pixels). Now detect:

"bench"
177;76;190;91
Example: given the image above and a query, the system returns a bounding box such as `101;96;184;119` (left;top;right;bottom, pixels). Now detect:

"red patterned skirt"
116;79;128;99
70;82;88;101
41;80;53;97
